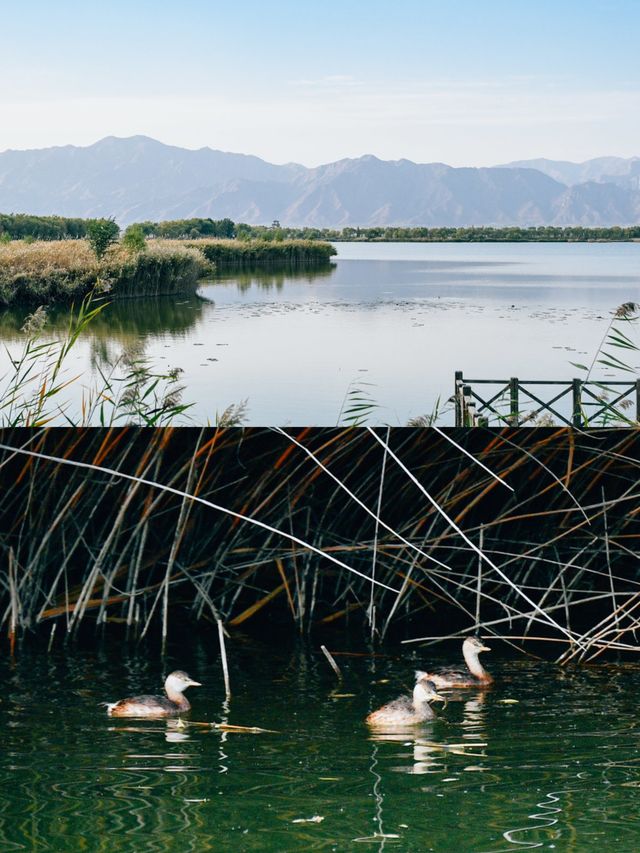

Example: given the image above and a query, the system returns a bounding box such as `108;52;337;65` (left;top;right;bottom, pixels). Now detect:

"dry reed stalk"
68;460;151;633
33;484;88;620
160;437;200;647
2;428;640;654
97;533;138;627
320;645;343;680
602;486;619;629
0;442;401;595
380;479;458;637
8;548;18;655
287;498;304;632
366;428;575;643
583;604;640;662
275;558;296;621
127;520;149;628
369;427;390;641
404;589;628;646
571;592;640;663
217;618;231;698
475;526;483;630
433;427;514;492
274;428;454;576
47;621;56;652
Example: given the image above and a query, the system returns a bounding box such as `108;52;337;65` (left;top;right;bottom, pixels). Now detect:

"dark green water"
2;638;640;851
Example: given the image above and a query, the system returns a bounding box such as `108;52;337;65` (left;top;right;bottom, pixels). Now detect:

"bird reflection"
165;719;191;743
461;690;487;736
368;691;488;775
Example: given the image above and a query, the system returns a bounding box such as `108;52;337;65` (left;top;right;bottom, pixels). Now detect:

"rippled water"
2;638;640;851
0;242;639;424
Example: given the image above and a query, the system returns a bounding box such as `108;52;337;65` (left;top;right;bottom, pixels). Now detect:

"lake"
2;636;640;851
1;242;639;424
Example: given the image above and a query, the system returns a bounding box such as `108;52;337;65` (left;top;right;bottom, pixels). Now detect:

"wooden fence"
454;371;640;426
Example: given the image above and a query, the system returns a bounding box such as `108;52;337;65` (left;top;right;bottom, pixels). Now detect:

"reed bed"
0;240;209;305
1;427;640;662
189;239;337;267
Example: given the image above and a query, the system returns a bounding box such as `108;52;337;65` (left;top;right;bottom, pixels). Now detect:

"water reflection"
211;262;335;294
361;689;492;849
105;719;192;743
500;787;570;851
0;294;206;344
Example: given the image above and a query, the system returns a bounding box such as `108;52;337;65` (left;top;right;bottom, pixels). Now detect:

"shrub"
86;218;120;259
122;224;148;253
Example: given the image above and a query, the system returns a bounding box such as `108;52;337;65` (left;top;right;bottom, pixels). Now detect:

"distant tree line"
236;224;640;242
198;223;640;242
2;214;640;243
0;214;236;242
0;213;93;240
134;218;236;239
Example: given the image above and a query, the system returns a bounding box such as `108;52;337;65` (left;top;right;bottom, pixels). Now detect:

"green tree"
122;224;147;253
86;218;120;259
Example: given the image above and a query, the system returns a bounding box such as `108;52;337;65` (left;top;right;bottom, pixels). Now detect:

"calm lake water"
1;242;639;424
2;637;640;851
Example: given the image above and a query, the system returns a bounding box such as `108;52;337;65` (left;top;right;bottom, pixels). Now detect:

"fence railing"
454;372;640;427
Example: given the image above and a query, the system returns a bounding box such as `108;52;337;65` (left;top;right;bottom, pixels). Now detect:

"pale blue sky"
2;0;639;164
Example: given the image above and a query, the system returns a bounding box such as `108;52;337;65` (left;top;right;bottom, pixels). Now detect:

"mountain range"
0;135;639;227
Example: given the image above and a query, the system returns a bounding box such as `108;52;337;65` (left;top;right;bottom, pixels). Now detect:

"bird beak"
431;691;447;704
187;680;202;687
480;645;491;652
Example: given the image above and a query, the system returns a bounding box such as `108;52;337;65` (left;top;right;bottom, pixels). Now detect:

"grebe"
366;673;445;727
105;670;201;717
421;636;493;689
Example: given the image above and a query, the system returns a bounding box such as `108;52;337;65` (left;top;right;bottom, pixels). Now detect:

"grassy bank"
0;240;210;306
190;238;337;266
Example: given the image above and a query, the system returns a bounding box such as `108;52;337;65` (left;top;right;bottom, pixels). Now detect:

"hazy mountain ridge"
500;155;640;188
1;136;639;227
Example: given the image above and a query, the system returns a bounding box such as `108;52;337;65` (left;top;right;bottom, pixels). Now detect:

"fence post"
454;371;463;427
463;385;477;426
509;377;519;426
572;378;583;427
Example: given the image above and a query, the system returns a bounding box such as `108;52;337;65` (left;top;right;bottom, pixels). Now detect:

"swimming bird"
421;636;493;689
104;670;202;717
366;673;445;727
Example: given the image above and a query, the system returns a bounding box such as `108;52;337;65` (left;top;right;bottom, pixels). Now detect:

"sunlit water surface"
2;638;640;851
0;242;639;424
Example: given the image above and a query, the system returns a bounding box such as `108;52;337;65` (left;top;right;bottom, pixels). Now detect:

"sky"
2;0;639;166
